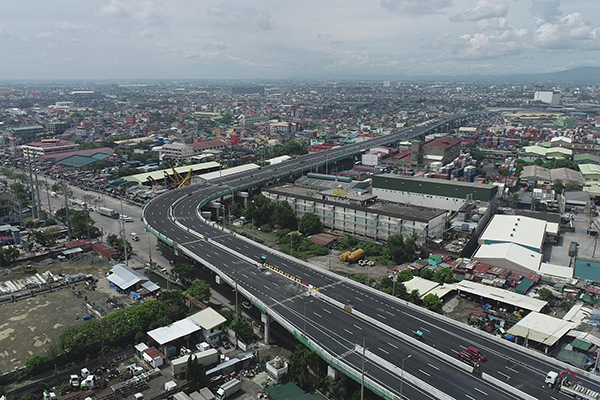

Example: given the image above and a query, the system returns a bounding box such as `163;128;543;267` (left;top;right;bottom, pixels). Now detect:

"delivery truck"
546;370;600;400
98;207;119;219
216;379;241;400
171;349;219;376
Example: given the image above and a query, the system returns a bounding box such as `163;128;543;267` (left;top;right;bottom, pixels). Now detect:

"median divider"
354;344;456;400
481;373;538;400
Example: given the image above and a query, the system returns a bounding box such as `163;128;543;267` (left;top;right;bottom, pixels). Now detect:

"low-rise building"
579;164;600;197
21;139;79;158
162;143;195;160
372;174;497;212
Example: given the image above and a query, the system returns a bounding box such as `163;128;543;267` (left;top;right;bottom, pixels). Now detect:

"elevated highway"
144;114;600;399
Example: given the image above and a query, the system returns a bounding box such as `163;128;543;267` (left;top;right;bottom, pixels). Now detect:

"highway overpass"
144;114;600;399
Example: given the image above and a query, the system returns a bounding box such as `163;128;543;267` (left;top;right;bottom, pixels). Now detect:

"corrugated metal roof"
106;264;147;290
147;318;201;345
187;308;226;331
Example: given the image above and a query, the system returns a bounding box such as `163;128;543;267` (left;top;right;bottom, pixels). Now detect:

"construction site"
0;254;135;374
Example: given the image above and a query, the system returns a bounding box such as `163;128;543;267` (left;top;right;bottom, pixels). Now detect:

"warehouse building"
372;174;497;212
262;185;446;242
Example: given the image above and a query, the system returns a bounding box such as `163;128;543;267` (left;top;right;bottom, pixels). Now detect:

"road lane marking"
428;364;439;370
386;310;395;316
242;273;249;279
250;271;257;275
378;348;389;355
272;282;279;286
420;327;430;332
323;308;331;314
377;314;387;320
465;395;476;400
419;369;430;377
497;371;510;379
474;388;488;396
313;312;322;318
353;324;363;330
263;285;270;290
356;297;364;301
344;329;353;335
505;366;519;374
388;343;398;349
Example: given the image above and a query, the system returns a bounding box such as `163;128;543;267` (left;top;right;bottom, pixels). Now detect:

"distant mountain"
295;67;600;84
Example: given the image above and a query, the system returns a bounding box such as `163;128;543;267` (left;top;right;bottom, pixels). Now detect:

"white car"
120;215;134;222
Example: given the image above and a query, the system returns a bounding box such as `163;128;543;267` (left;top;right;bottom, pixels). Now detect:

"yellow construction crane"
177;169;193;188
146;176;158;187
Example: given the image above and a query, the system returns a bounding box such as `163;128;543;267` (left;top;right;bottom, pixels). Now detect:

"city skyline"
0;0;599;80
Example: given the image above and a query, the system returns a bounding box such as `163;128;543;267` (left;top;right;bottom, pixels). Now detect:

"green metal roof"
571;338;591;351
373;174;497;202
574;258;600;282
58;153;109;168
575;153;600;165
515;278;535;294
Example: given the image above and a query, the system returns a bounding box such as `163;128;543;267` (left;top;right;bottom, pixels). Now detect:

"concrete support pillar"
262;313;271;344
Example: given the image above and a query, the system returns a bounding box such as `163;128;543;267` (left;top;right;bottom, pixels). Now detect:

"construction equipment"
10;264;36;274
146;176;158;187
545;370;600;399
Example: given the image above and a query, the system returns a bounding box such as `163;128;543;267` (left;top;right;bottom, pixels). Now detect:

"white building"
534;90;561;106
477;214;558;254
161;143;195;161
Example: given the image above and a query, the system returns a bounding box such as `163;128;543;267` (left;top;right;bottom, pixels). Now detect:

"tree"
186;355;208;391
107;233;131;256
172;263;195;283
230;203;242;218
433;268;454;284
55;208;100;239
243;194;275;227
537;288;553;301
0;246;20;267
423;293;443;310
420;268;434;280
158;290;187;321
409;289;420;303
298;213;323;236
387;234;419;264
553;180;564;194
397;269;413;282
288;345;320;392
230;316;253;344
185;280;211;303
273;201;297;230
32;230;57;247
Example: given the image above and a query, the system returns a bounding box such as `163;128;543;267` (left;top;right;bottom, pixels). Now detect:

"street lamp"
400;354;412;399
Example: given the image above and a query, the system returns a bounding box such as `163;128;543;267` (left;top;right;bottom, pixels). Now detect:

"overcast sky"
0;0;598;80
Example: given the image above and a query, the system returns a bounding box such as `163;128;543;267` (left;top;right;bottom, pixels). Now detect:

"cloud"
138;29;153;38
380;0;452;15
528;0;561;25
441;19;528;60
202;41;228;51
534;13;600;50
55;21;88;32
207;2;274;31
316;34;343;45
451;0;509;22
0;24;11;38
36;31;55;40
97;0;166;26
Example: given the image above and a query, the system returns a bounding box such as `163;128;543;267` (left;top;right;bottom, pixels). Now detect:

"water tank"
274;357;281;368
339;251;352;262
348;249;365;263
472;214;480;222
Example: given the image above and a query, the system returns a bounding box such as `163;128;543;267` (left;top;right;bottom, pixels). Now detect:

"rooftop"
187;308;226;331
478;215;553;253
423;137;461;149
147;318;201;346
106;264;147;290
457;280;548;312
507;312;574;346
123;161;220;184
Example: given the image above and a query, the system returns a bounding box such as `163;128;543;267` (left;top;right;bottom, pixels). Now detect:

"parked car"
242;301;252;310
458;352;480;368
466;347;487;362
222;341;231;350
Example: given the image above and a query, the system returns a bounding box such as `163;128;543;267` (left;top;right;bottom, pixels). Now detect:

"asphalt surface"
143;114;598;399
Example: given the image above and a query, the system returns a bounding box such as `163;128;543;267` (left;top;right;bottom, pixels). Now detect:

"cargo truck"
98;207;119;219
171;348;219;376
216;379;241;400
545;370;600;400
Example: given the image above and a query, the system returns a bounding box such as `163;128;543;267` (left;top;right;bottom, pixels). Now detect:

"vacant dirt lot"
0;272;128;374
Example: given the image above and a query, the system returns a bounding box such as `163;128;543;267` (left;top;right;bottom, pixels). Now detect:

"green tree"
230;203;242;218
537;288;553;301
273;201;297;230
158;290;187;321
0;246;20;267
107;233;131;256
433;268;454;284
32;230;57;247
55;208;100;239
423;293;443;310
243;194;275;226
337;235;361;251
409;289;420;303
172;263;195;283
186;355;208;390
288;345;320;392
185;280;211;303
420;268;434;280
24;354;49;377
397;269;413;282
387;234;419;264
230;316;253;344
298;213;323;236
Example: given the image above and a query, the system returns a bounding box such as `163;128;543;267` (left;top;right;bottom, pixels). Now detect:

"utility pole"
235;264;239;320
63;184;72;241
361;337;366;400
33;154;42;219
148;235;153;265
400;354;412;399
27;153;38;220
44;180;52;213
120;196;128;265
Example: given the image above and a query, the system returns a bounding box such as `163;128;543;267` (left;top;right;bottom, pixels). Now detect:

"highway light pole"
360;337;366;400
235;264;239;320
400;354;412;399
